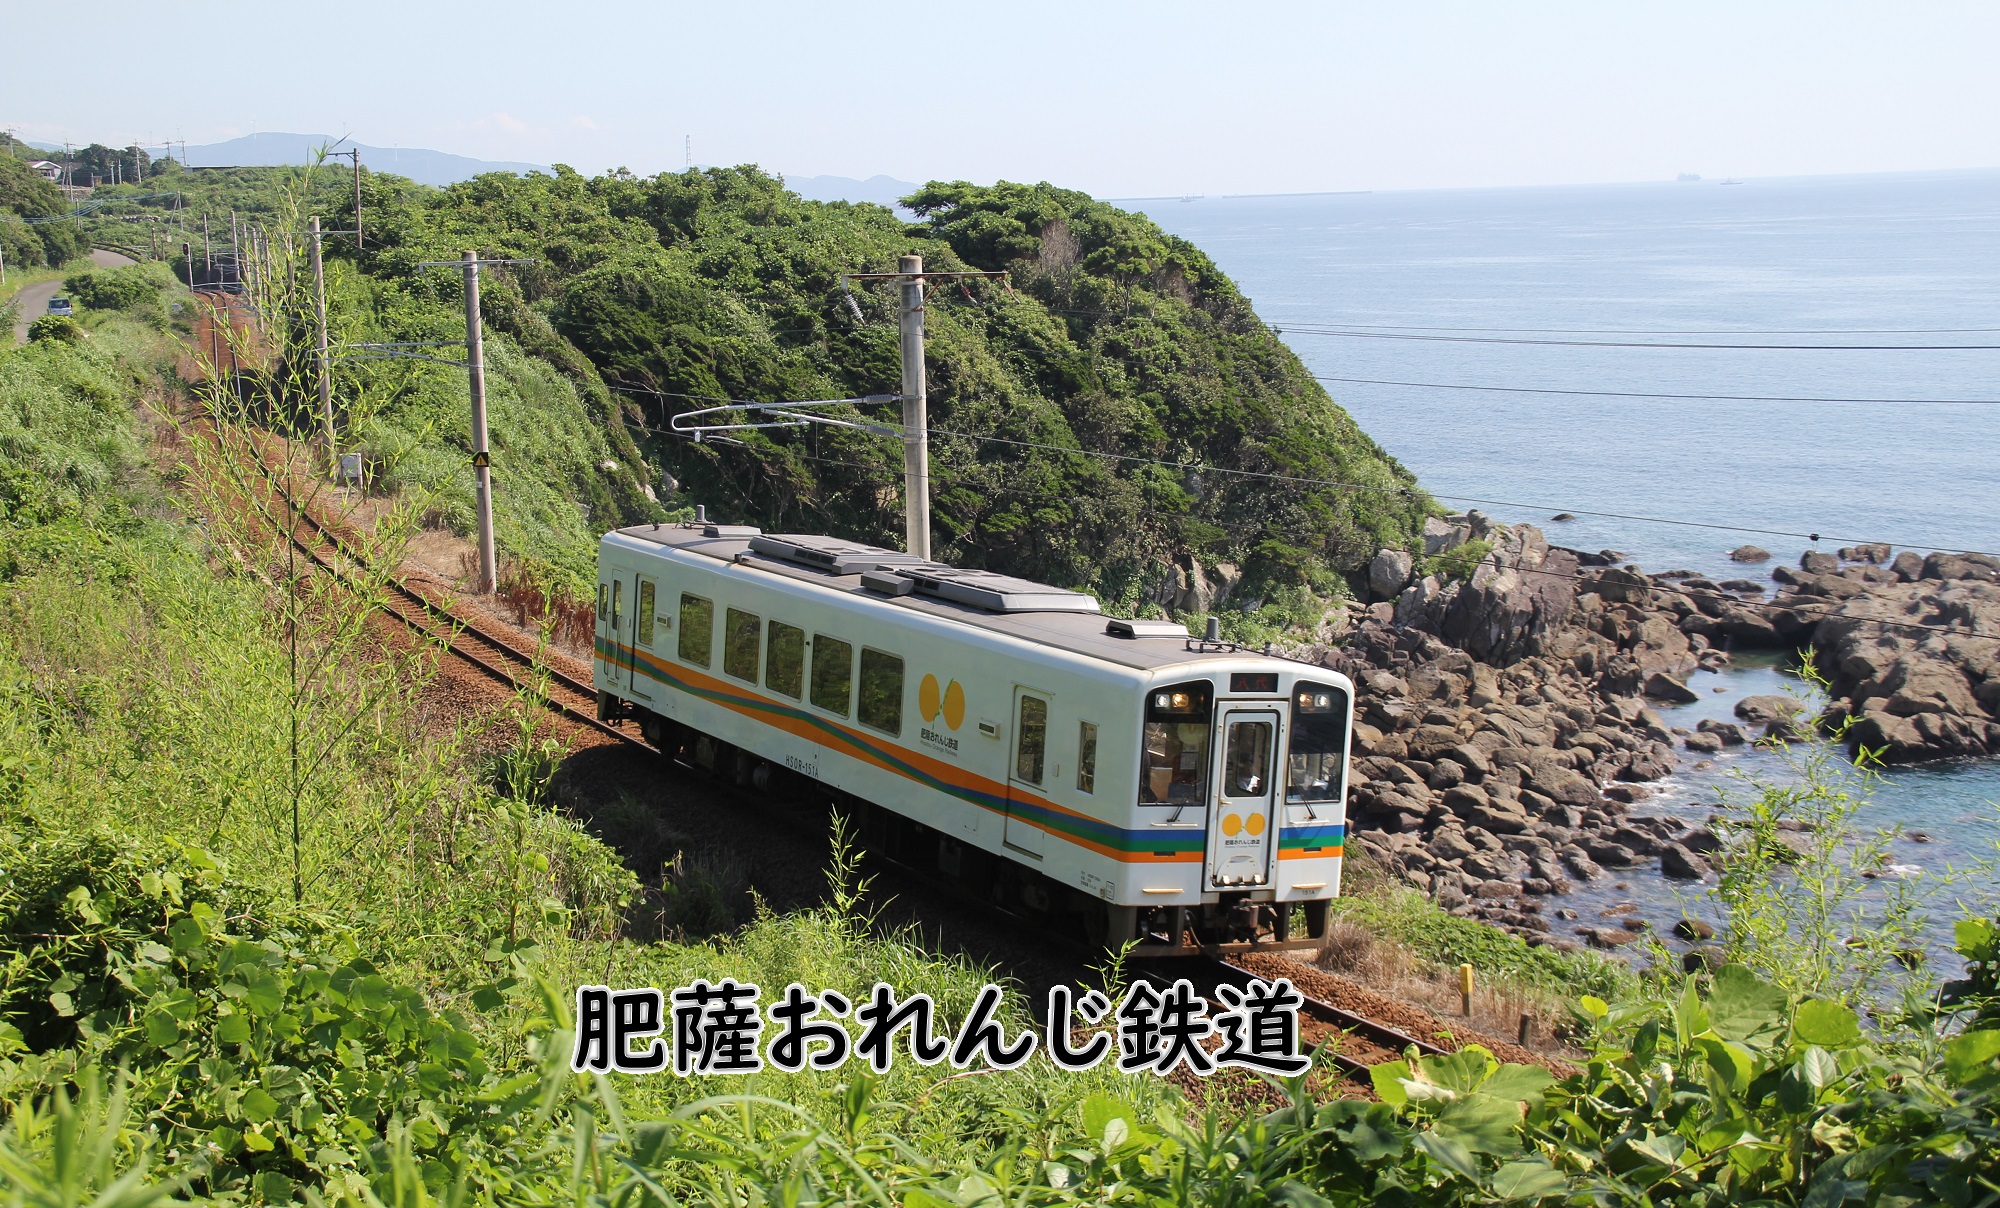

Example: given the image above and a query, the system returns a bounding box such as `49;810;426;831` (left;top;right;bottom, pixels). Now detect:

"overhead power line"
1270;321;2000;336
1311;374;2000;407
615;407;2000;644
1272;327;2000;351
602;383;1996;559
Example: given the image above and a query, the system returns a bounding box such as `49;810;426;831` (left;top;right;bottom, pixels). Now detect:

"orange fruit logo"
1245;813;1266;837
920;675;967;729
1221;813;1242;837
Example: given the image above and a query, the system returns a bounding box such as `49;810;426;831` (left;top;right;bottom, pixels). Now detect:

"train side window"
596;583;607;621
1287;682;1349;804
678;594;713;666
858;648;903;734
637;579;657;646
1140;680;1213;806
1015;695;1047;785
1076;721;1097;793
766;621;803;698
724;608;761;683
810;635;853;716
611;580;623;634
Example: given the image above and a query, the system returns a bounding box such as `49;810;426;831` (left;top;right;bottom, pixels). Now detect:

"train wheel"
1302;900;1330;941
1084;902;1138;951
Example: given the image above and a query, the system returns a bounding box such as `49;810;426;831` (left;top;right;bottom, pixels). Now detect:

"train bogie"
593;521;1354;954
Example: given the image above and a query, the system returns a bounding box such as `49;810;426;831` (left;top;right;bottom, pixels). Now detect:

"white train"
593;517;1354;953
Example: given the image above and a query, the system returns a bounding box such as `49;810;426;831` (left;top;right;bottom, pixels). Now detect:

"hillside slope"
342;166;1426;614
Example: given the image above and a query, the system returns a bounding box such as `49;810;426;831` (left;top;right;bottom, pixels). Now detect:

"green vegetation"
5;164;1999;1206
62;155;1428;609
0;151;86;271
1327;885;1634;1003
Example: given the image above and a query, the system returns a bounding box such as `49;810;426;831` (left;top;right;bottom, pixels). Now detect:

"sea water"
1147;171;2000;955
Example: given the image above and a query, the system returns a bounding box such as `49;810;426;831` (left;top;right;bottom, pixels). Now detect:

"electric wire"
1269;328;2000;351
625;407;2000;643
1310;375;2000;407
602;383;1996;558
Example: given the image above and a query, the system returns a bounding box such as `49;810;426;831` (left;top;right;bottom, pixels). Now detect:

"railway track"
1133;956;1451;1088
231;432;647;749
218;429;1481;1093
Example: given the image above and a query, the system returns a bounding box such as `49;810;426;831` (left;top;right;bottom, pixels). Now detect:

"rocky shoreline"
1293;515;2000;951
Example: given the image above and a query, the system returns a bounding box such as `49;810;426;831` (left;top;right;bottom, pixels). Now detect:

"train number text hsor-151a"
592;518;1354;954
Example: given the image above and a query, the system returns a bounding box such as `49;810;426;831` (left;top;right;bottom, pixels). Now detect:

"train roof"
607;522;1305;674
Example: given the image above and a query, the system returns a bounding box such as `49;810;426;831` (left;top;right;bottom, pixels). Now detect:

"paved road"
9;249;136;344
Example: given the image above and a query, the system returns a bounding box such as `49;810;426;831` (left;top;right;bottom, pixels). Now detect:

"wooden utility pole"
462;249;496;593
310;217;333;452
898;253;930;560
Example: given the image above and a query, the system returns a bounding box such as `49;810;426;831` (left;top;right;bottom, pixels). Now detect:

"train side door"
626;574;656;699
602;578;624;685
1003;687;1051;858
1205;708;1279;889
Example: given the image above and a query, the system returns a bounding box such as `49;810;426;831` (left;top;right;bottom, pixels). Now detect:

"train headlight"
1153;693;1170;709
1170;692;1190;710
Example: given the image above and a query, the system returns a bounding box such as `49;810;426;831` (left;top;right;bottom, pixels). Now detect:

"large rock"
1925;553;2000;583
1660;842;1712;880
1643;672;1700;703
1368;548;1415;601
1736;695;1803;726
1437;526;1581;665
1729;545;1770;563
1423;515;1469;556
1801;550;1840;575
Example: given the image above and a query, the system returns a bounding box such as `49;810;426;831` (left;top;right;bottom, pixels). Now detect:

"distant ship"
1179;194;1203;203
1676;173;1702;183
1719;178;1743;185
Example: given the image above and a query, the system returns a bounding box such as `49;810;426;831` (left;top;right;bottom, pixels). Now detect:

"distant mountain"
783;173;920;208
178;134;546;187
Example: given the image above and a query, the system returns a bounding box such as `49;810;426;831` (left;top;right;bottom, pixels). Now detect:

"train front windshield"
1140;680;1213;806
1286;682;1348;803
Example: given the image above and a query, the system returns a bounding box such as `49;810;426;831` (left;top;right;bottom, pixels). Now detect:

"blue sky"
6;1;1995;196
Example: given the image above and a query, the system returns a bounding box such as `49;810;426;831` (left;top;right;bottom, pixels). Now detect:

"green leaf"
471;984;506;1011
1704;1032;1752;1096
243;973;284;1017
1578;995;1609;1018
48;990;74;1017
167;915;206;953
1082;1094;1138;1151
1412;1131;1482;1181
216;1013;251;1044
144;1011;181;1046
1478;1065;1556;1105
1424;1050;1496;1095
1944;1029;2000;1084
1626;1132;1688;1170
1800;1046;1839;1091
240;1087;279;1123
348;974;392;1011
1954;918;1996;960
1433;1093;1525;1156
1709;965;1787;1042
1793;1000;1862;1048
1371;1059;1411;1107
1489;1158;1570;1201
241;1129;275;1153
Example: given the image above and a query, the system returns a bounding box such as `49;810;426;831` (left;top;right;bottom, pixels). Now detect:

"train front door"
1205;708;1278;889
1003;686;1051;858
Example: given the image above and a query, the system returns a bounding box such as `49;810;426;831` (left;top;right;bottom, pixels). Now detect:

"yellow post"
1458;963;1475;1017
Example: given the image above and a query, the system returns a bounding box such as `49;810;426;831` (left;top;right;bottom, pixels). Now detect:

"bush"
25;314;81;343
63;264;170;312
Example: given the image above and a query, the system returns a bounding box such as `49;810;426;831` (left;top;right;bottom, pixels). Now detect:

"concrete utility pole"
310;217;333;452
202;213;211;281
898;253;930;560
350;149;363;248
462;250;497;594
